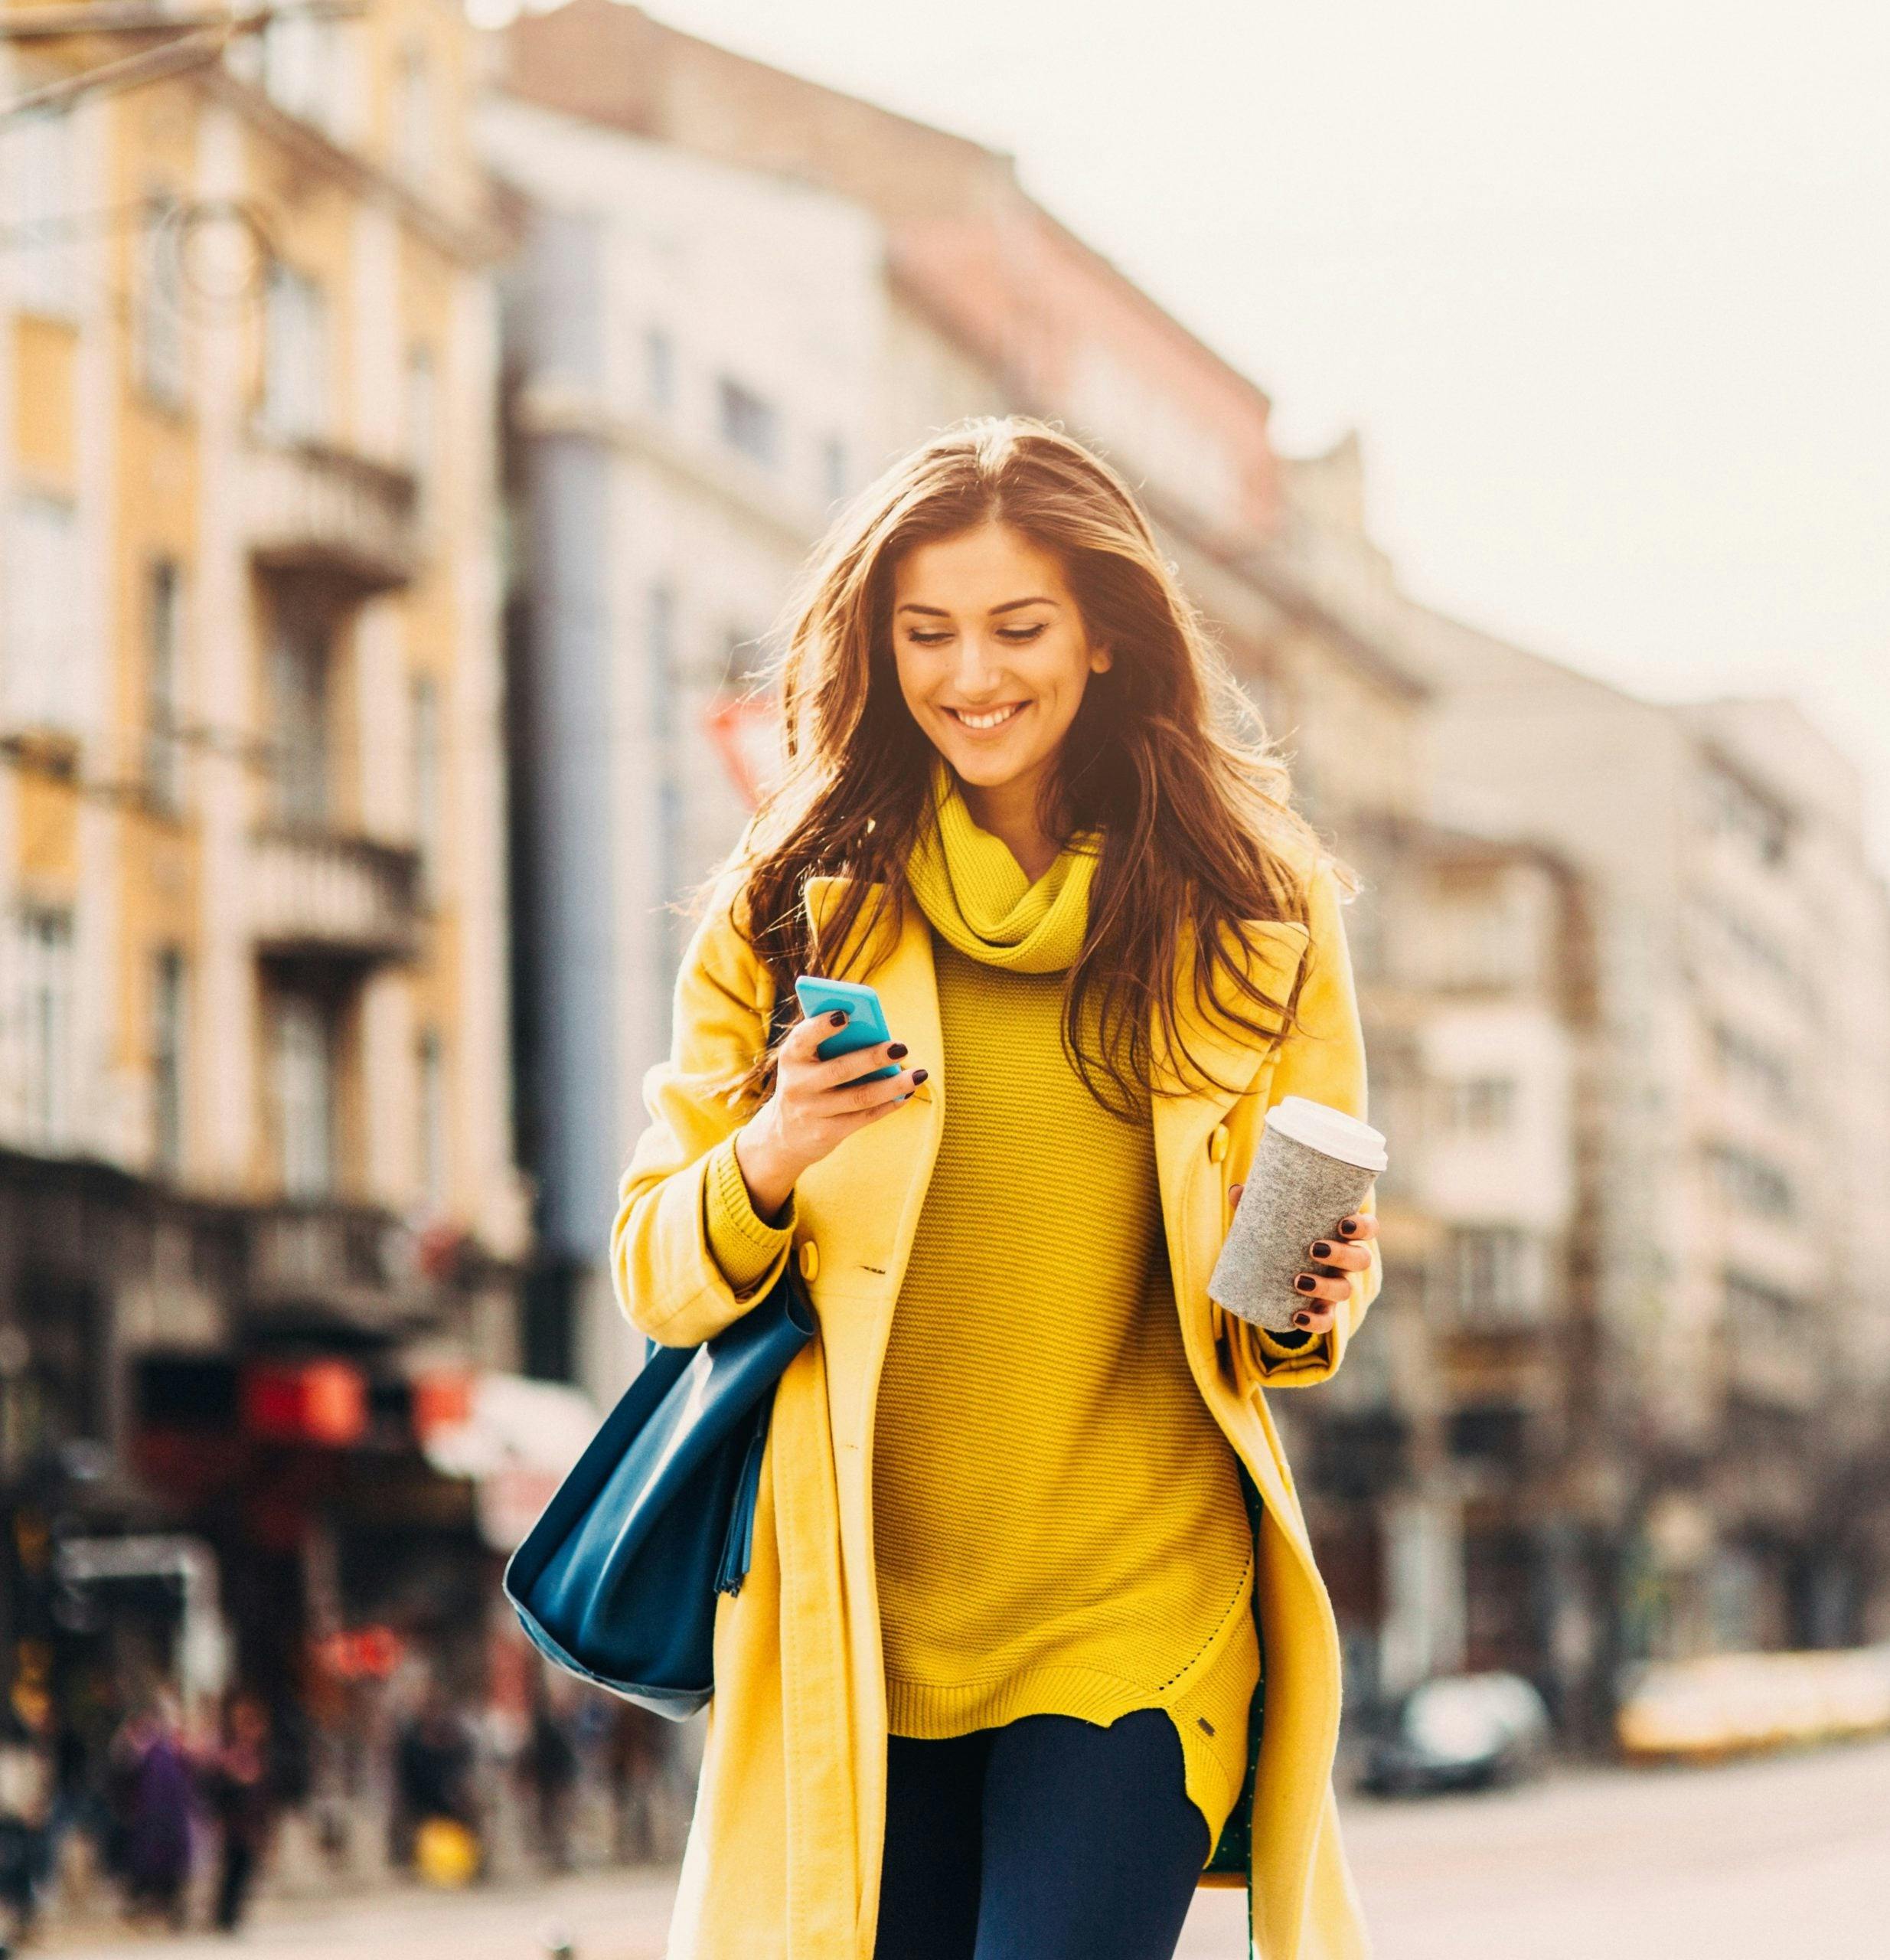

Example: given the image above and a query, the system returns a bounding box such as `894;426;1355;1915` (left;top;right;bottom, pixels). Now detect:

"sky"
517;2;1890;871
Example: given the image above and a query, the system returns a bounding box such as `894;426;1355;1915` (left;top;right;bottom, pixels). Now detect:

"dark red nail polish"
1337;1218;1358;1236
1311;1241;1334;1259
910;1068;929;1084
830;1009;848;1026
1294;1314;1311;1329
887;1043;908;1059
1294;1274;1317;1293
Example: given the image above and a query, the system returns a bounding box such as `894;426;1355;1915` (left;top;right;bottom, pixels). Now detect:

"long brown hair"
694;415;1346;1118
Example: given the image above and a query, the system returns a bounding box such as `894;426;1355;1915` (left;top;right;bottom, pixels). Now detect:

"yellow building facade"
1;2;529;1738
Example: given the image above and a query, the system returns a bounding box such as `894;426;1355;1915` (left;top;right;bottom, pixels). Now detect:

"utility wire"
0;1;362;122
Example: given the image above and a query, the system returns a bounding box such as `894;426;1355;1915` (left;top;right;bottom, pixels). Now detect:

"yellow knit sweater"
703;760;1261;1849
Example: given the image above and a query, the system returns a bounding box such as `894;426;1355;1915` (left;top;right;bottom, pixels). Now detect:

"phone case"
792;976;901;1081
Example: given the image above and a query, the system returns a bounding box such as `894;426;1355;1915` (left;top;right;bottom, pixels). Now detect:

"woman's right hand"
733;1010;926;1222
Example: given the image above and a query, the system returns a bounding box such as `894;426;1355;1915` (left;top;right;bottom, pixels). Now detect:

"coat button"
1208;1124;1230;1162
797;1240;820;1282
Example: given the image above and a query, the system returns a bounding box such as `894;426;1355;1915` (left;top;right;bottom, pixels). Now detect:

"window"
405;346;436;513
1711;1020;1794;1114
152;947;187;1174
717;376;777;467
1442;1075;1516;1134
262;263;328;441
819;434;847;505
272;619;330;826
138;194;189;406
410;671;441;899
1703;759;1789;868
1707;1142;1794;1220
645;326;676;415
656;773;686;966
647;585;676;740
417;1027;446;1210
261;11;339;131
272;992;334;1197
394;44;433;185
1447;1226;1547;1326
10;908;76;1151
1723;1272;1798;1343
4;498;80;733
146;560;185;811
3;108;76;318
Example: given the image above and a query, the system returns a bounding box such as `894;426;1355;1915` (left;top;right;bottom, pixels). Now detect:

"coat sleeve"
609;865;802;1350
1229;852;1383;1390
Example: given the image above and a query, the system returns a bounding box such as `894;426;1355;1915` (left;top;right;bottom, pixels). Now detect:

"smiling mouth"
945;702;1029;730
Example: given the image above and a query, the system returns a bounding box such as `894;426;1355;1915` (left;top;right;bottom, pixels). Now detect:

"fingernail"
910;1068;929;1084
1294;1274;1317;1293
887;1042;908;1059
1293;1313;1311;1329
1311;1241;1334;1259
1337;1218;1358;1236
830;1009;848;1026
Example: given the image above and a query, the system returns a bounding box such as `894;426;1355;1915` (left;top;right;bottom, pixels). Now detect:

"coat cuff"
703;1134;797;1298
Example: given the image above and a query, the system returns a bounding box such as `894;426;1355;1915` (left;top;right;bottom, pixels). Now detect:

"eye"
998;624;1046;642
905;630;951;646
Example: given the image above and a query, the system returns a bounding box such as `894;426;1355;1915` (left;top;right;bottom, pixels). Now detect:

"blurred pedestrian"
391;1683;476;1872
602;1702;667;1865
0;1693;54;1949
107;1696;193;1930
517;1681;579;1872
199;1692;274;1932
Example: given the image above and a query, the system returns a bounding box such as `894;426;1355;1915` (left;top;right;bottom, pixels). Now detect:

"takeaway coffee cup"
1208;1096;1388;1334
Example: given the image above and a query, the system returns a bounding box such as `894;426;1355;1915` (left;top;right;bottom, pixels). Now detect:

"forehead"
891;521;1071;606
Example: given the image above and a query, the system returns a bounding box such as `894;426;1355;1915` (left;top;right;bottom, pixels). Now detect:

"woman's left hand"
1227;1190;1379;1337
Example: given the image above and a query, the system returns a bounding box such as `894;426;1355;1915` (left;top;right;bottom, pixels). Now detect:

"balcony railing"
250;826;422;965
244;1201;432;1331
244;437;421;593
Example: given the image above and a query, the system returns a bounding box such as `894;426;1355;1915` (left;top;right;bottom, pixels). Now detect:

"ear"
1090;643;1113;674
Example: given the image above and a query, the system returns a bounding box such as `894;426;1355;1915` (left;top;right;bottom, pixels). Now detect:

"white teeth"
952;703;1023;730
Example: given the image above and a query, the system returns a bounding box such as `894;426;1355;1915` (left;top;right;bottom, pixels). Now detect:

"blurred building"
0;0;530;1818
1282;439;1890;1669
482;83;887;1400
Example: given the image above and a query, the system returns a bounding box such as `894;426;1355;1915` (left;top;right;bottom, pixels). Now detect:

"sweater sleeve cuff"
703;1134;797;1298
1250;1324;1333;1373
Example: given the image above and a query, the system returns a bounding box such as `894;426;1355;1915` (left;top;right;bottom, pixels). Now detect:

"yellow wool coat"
612;849;1382;1960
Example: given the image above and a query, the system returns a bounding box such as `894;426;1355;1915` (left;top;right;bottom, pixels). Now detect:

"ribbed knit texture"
703;760;1262;1849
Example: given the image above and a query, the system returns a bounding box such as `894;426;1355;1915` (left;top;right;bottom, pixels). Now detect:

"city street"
36;1736;1890;1960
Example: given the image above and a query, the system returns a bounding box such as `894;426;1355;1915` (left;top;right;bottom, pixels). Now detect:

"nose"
950;632;1008;698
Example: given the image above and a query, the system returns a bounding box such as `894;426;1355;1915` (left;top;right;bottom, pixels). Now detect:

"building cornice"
197;65;502;266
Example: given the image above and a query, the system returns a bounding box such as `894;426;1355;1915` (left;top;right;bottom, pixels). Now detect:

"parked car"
1358;1671;1552;1796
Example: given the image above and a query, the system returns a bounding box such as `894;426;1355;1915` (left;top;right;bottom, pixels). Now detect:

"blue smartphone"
793;975;902;1082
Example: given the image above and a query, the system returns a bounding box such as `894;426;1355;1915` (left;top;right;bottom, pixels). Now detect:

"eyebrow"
896;596;1061;617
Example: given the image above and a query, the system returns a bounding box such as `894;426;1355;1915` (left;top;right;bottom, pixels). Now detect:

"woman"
615;417;1381;1960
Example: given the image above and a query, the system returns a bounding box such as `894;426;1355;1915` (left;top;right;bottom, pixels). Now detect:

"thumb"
1229;1183;1243;1207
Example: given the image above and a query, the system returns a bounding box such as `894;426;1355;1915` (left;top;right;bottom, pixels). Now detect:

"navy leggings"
873;1708;1209;1960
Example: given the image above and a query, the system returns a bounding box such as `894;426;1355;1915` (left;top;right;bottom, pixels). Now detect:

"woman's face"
890;520;1111;802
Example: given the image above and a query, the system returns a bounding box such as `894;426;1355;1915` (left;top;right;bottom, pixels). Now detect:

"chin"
944;746;1030;787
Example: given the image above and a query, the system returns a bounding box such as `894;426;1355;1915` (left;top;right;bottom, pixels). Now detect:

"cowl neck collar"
904;754;1103;975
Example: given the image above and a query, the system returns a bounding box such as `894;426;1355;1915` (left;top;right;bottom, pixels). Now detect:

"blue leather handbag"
504;1263;814;1717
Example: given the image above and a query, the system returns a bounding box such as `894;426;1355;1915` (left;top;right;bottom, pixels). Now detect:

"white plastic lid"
1264;1095;1388;1172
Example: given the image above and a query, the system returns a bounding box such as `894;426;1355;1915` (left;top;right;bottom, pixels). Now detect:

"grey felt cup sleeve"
1209;1129;1378;1334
